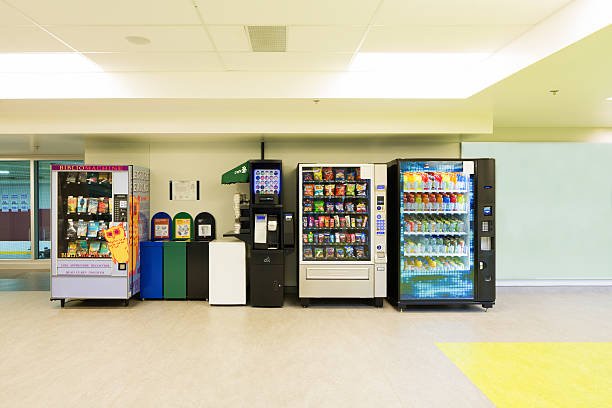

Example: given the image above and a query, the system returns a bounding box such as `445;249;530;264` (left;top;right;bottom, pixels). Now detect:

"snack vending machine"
386;159;495;310
50;164;150;307
298;164;387;307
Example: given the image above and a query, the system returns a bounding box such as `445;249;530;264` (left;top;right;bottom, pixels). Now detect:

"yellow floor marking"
437;342;612;408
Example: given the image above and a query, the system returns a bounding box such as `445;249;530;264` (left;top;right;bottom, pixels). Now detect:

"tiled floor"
0;270;49;291
0;284;611;407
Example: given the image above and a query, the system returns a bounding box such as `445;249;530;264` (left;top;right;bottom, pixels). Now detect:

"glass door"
0;161;31;259
399;161;474;300
57;171;113;259
301;166;371;262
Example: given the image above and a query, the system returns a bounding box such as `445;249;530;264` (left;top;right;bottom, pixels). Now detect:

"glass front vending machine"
386;159;495;310
298;164;387;307
50;165;150;307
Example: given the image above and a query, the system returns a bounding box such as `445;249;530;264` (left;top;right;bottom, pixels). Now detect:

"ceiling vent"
246;25;286;52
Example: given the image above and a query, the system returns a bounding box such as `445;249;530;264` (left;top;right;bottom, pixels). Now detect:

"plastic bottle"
415;193;422;211
450;193;457;211
422;193;430;211
443;194;450;211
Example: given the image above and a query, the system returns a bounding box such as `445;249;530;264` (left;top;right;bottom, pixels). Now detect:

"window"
0;161;31;259
0;159;82;260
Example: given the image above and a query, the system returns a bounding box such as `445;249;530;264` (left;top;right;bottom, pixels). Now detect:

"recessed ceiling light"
125;36;151;45
606;97;612;101
0;53;102;73
0;170;10;175
350;52;490;73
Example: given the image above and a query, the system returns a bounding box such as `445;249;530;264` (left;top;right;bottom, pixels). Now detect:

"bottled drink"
450;193;457;211
422;193;430;211
443;194;450;211
415;193;422;211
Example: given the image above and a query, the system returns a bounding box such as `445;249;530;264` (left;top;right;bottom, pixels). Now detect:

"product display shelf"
403;252;468;257
404;232;467;236
303;227;368;231
303;242;368;246
403;210;467;214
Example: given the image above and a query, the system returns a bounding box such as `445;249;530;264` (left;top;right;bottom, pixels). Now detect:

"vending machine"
50;164;150;307
386;159;495;310
297;164;387;307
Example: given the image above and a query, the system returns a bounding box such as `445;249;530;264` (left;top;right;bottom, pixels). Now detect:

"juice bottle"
407;193;415;210
429;193;436;211
406;172;414;190
415;193;422;211
422;173;429;190
434;172;442;190
458;194;465;211
436;193;443;211
422;193;430;210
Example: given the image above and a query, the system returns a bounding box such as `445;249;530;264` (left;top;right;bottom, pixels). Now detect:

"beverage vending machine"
386;159;495;310
50;164;150;307
297;164;387;307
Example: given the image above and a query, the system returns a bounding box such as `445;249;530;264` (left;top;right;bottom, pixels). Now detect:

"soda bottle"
415;193;422;211
407;193;415;210
443;194;450;211
450;173;457;190
422;193;430;211
450;193;457;211
422;173;429;190
457;194;465;211
436;193;443;211
434;172;442;190
429;193;436;211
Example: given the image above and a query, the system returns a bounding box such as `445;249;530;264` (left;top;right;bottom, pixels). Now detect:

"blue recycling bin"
140;241;164;299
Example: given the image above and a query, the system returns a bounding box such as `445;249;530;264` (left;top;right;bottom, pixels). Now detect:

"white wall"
86;137;459;286
462;142;612;281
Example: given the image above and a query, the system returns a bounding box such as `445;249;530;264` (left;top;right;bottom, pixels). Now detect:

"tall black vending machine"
222;159;294;307
386;159;495;310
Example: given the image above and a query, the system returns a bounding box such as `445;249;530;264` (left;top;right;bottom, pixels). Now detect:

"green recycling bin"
163;241;186;299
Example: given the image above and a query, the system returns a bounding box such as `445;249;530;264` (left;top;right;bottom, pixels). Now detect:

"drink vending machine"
386;159;495;310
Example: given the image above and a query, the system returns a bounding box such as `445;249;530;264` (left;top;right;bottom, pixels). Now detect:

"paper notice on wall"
172;180;198;200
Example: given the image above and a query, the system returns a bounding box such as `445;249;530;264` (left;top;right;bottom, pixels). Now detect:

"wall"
462;142;612;282
85;137;459;286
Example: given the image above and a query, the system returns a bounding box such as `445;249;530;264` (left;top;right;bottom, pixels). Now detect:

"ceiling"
0;0;611;134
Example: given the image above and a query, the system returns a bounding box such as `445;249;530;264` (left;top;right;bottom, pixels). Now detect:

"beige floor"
1;287;611;408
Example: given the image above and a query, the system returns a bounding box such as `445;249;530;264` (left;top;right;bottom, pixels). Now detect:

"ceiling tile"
85;52;224;72
196;0;380;25
374;0;573;25
361;25;531;53
208;25;250;51
0;27;71;51
288;26;366;52
219;52;352;71
0;1;34;26
6;0;201;25
47;26;214;52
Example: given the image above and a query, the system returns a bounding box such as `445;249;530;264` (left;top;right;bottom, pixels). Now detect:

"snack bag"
356;202;367;212
325;184;335;196
325;202;334;213
304;184;314;197
335;184;346;196
346;184;356;196
334;215;340;226
334;168;346;181
345;202;355;212
329;217;335;228
339;233;346;243
356;183;367;197
324;216;330;228
314;200;325;213
325;247;335;259
303;234;309;243
336;248;345;258
303;247;313;258
345;246;355;257
355;246;365;259
67;196;77;213
335;202;344;212
314;247;324;259
304;200;313;212
317;233;324;244
314;185;324;196
346;168;356;181
308;231;314;242
303;171;314;182
323;167;334;181
313;168;323;181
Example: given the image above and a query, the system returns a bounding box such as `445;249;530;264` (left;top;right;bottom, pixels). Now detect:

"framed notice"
170;180;200;201
175;219;191;239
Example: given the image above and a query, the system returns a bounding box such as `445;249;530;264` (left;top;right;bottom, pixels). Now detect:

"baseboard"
497;279;612;287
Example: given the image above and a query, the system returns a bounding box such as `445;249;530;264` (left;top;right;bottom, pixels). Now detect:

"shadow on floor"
0;270;49;291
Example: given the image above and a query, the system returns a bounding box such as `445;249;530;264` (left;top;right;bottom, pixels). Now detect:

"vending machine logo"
103;224;129;264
